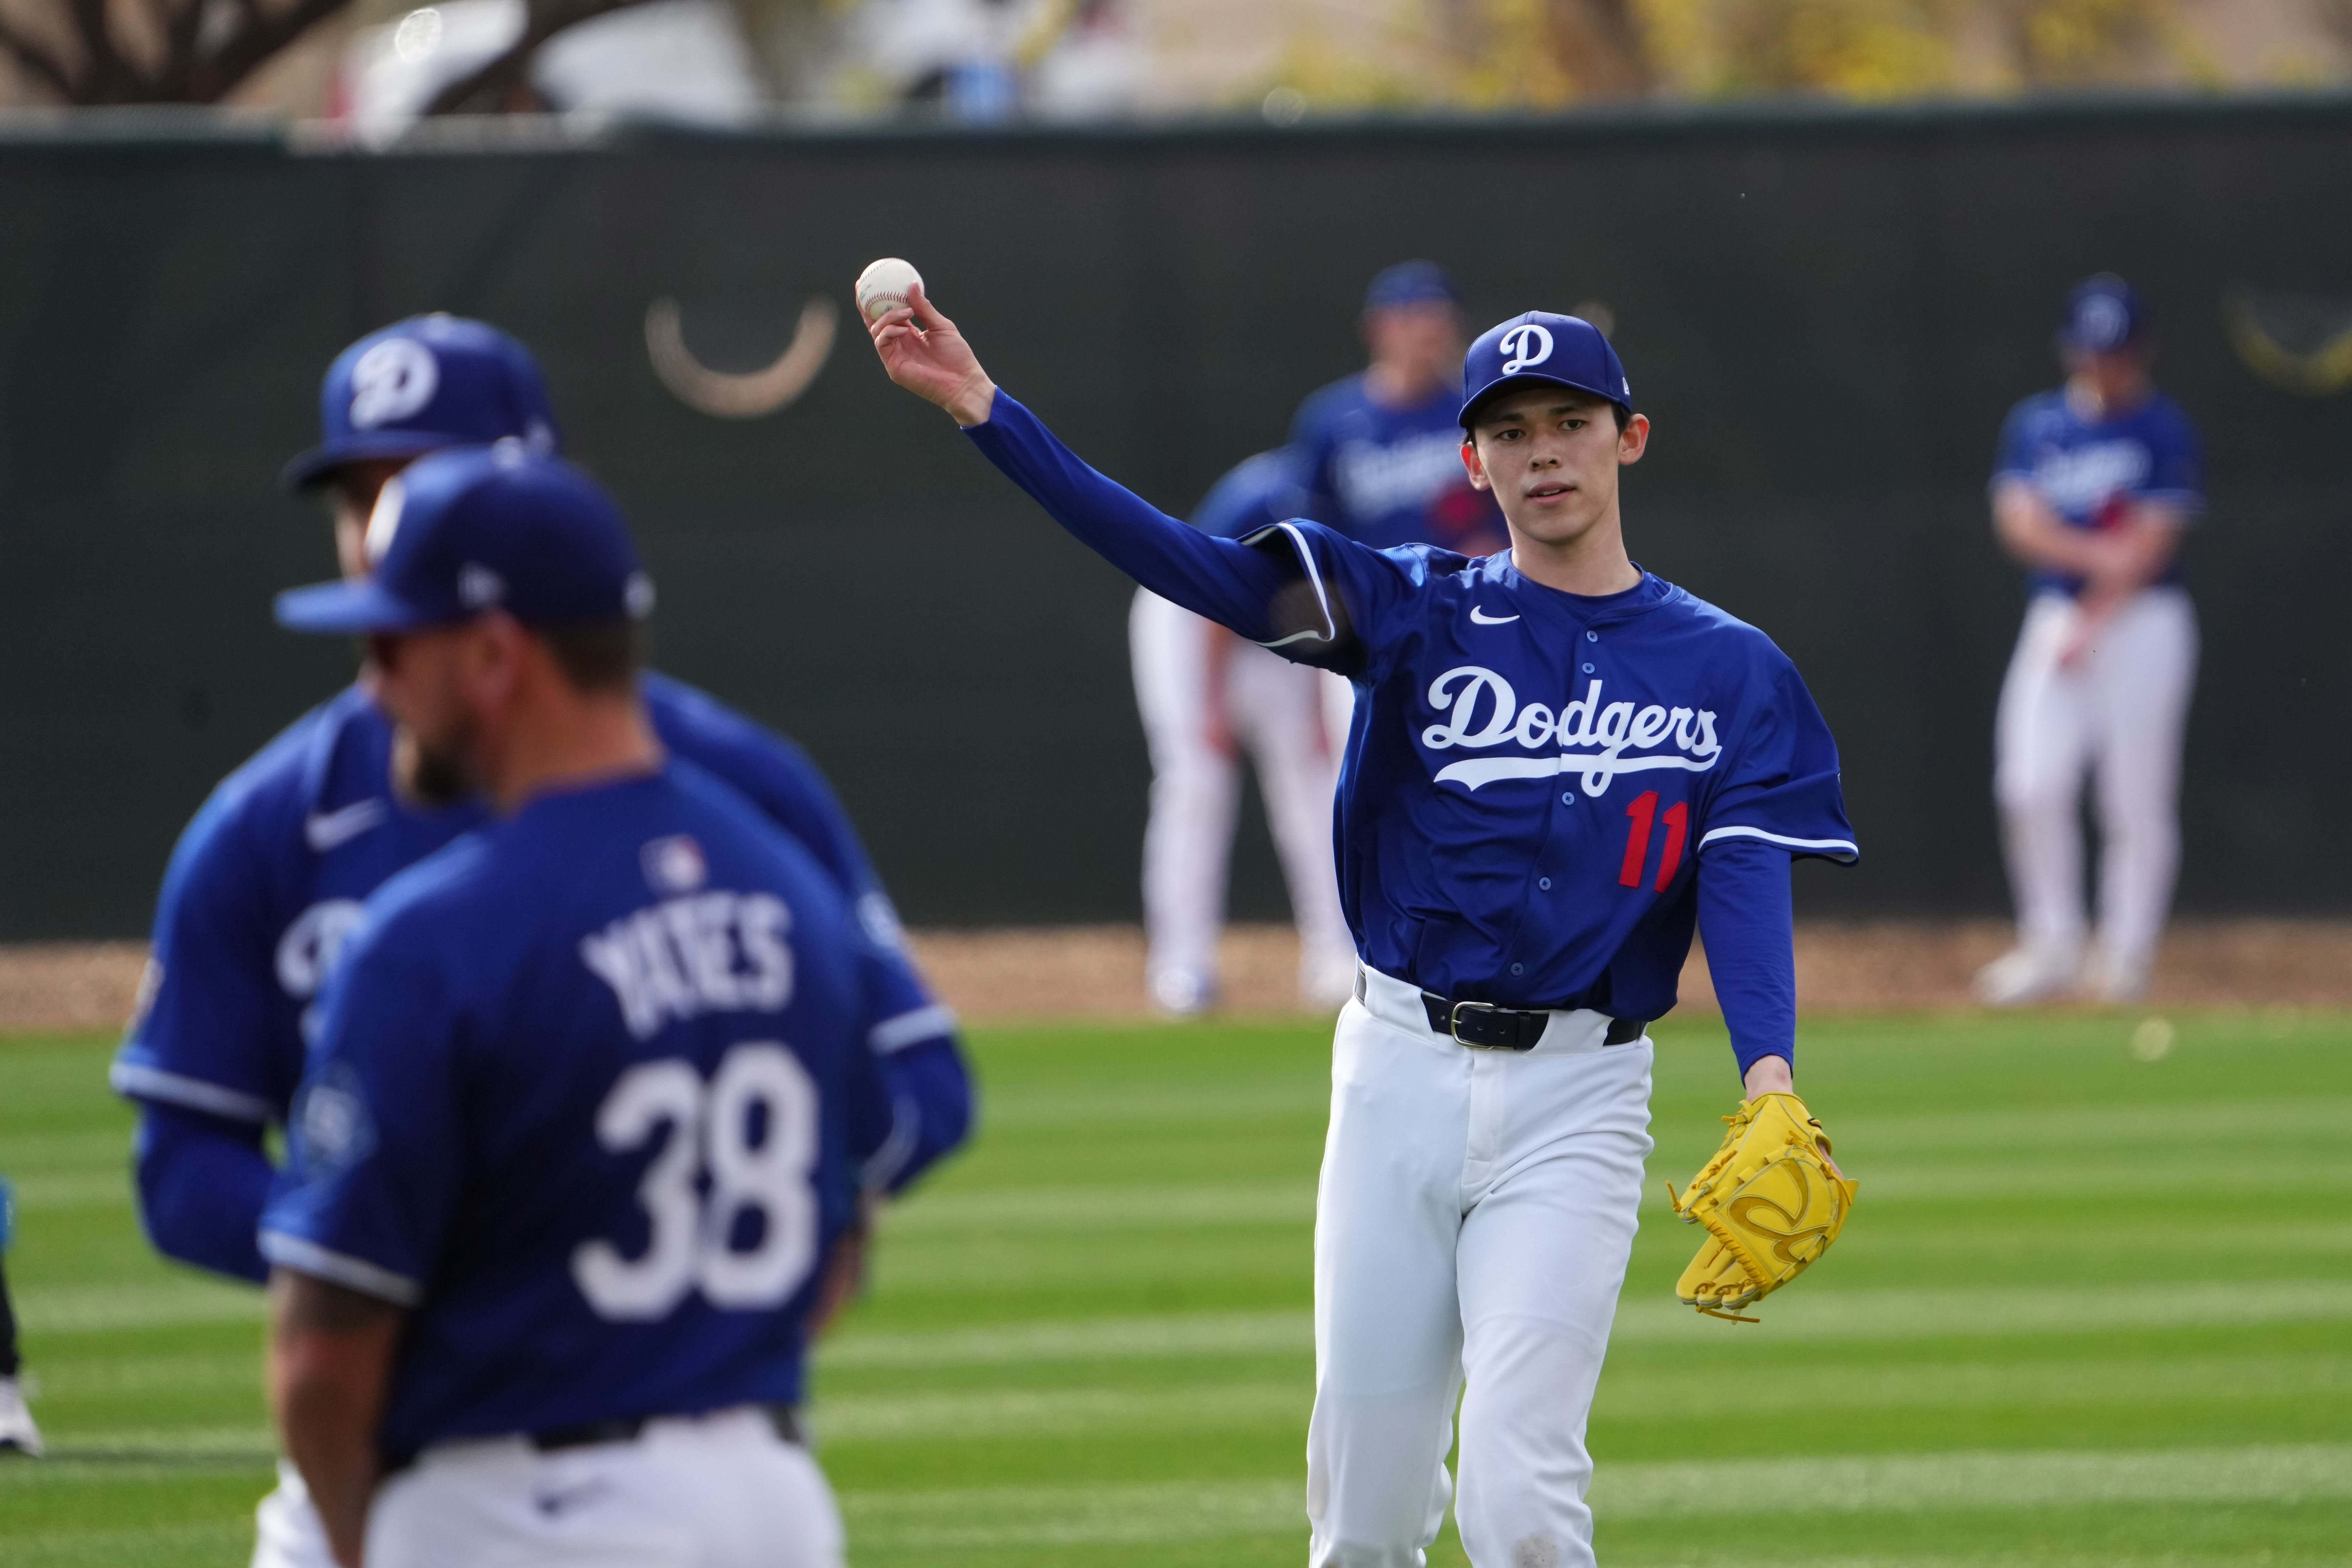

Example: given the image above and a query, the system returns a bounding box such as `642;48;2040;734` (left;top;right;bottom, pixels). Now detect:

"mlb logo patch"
641;834;707;895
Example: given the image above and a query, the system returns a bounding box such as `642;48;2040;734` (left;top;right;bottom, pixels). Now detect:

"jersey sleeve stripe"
860;1092;922;1193
1697;825;1860;862
109;1061;275;1125
869;1004;958;1055
1246;522;1338;649
258;1232;423;1306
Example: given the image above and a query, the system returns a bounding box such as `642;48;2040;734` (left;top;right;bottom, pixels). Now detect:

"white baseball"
856;257;923;323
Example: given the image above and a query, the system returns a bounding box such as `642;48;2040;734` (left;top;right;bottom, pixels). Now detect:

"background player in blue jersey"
1289;263;1511;769
113;315;970;1568
0;1175;40;1455
263;446;884;1568
869;285;1857;1568
1130;448;1356;1015
1288;261;1510;558
1976;275;2202;1006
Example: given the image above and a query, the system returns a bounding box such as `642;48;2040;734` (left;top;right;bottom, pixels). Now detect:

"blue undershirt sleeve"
1694;834;1796;1076
964;394;1297;640
131;1104;274;1284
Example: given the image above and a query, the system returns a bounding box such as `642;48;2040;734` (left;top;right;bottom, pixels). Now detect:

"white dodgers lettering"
1418;664;1722;796
580;891;794;1040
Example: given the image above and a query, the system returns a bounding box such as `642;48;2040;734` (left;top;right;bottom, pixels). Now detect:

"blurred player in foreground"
112;316;969;1567
870;286;1858;1568
1130;449;1355;1015
0;1175;39;1456
1977;275;2202;1006
263;447;880;1567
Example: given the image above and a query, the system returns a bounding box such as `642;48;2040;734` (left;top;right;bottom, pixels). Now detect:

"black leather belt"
531;1404;803;1454
1420;991;1646;1051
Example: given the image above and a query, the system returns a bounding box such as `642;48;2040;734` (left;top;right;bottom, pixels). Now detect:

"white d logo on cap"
349;338;439;429
1499;323;1554;375
2077;294;2129;351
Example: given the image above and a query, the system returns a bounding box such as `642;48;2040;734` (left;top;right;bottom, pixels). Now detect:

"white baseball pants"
1308;968;1654;1568
252;1460;335;1568
364;1406;843;1568
1994;587;2198;976
1130;588;1356;1009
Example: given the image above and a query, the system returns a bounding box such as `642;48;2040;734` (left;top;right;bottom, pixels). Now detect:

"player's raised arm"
864;275;1393;665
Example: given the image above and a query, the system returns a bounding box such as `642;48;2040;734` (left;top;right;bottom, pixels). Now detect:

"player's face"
325;461;409;581
366;620;500;797
1462;387;1649;549
1364;303;1464;384
2065;342;2152;410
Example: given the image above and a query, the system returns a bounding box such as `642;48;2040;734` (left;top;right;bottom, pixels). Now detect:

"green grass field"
4;1009;2350;1566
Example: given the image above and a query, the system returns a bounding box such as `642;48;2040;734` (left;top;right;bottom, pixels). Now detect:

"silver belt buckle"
1449;1000;1502;1048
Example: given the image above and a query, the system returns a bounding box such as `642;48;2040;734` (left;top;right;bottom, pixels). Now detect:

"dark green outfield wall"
1;99;2347;936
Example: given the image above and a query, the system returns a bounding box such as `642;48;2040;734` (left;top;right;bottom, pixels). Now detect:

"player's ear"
1616;413;1650;467
1460;436;1492;492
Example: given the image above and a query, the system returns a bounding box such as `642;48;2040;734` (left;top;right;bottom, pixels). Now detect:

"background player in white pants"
1133;450;1356;1015
1977;275;2203;1006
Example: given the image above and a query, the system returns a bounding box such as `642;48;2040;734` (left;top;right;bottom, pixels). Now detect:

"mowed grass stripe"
1833;1096;2352;1152
874;1167;2346;1234
821;1352;2351;1443
16;1278;265;1335
839;1444;2352;1547
827;1276;2352;1368
820;1379;1299;1441
4;1519;255;1568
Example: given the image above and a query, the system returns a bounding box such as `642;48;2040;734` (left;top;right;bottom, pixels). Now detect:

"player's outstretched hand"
867;283;998;428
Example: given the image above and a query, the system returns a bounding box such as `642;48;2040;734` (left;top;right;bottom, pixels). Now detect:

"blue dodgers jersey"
114;675;955;1171
1290;375;1507;555
965;393;1856;1020
1992;389;2203;599
1291;540;1855;1014
1191;449;1309;540
262;764;892;1458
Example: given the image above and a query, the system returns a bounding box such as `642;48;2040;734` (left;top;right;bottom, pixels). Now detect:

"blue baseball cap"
275;442;653;636
2058;275;2148;353
1364;260;1460;313
1459;311;1632;429
282;314;562;490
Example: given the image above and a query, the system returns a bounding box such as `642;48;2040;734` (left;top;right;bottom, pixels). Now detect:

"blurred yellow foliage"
1247;0;2253;109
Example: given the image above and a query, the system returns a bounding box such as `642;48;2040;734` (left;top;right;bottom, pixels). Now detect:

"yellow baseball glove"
1667;1091;1857;1322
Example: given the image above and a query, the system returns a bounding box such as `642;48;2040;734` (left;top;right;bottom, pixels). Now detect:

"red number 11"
1618;790;1688;891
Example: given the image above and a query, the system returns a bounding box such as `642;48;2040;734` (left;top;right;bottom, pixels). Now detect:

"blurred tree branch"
0;0;362;102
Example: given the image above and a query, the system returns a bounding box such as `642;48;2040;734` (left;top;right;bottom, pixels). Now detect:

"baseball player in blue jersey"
1289;262;1510;558
869;287;1857;1567
1976;275;2202;1006
0;1177;38;1456
114;316;969;1567
1131;448;1356;1014
262;447;884;1567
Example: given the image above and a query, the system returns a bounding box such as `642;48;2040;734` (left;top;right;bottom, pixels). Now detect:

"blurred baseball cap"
275;442;653;636
282;314;562;491
2058;274;2148;353
1364;260;1460;313
1459;311;1632;430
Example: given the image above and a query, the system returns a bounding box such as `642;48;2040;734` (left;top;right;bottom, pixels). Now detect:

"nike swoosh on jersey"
304;799;389;852
1468;605;1520;625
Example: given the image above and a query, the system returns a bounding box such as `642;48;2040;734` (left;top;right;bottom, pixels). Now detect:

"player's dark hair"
539;619;646;694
